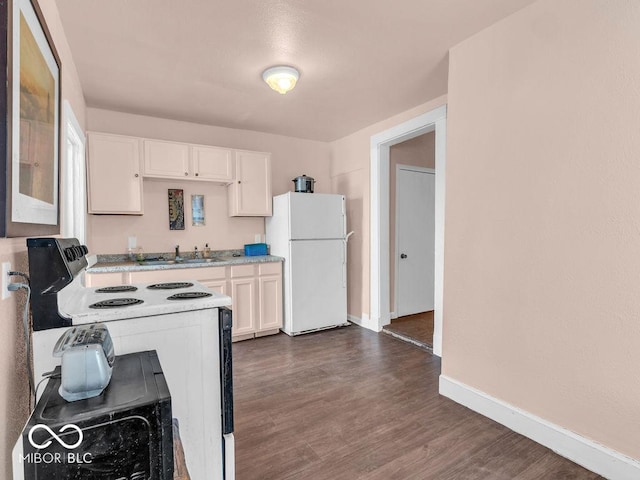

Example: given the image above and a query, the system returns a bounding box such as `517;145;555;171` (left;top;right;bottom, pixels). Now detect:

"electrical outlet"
254;234;262;243
2;262;11;300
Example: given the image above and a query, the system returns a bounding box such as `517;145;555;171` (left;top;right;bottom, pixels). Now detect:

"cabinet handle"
185;172;189;176
195;173;199;177
134;173;139;178
238;180;241;184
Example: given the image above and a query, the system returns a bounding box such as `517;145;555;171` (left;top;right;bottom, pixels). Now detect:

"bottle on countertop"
204;243;211;258
194;246;201;259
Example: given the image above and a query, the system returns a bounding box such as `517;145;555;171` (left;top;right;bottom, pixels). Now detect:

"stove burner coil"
95;285;138;293
89;298;144;309
167;292;213;300
147;282;194;290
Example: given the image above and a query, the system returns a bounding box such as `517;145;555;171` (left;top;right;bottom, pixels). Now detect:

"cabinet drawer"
230;264;255;278
197;266;226;281
128;267;209;284
259;262;281;276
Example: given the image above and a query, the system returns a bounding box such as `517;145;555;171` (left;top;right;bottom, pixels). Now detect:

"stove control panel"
63;244;89;262
27;238;90;331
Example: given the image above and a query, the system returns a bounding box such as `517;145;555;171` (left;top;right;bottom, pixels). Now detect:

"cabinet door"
230;277;256;337
87;133;143;214
203;280;227;296
228;151;272;216
200;268;227;297
258;274;282;332
143;139;190;179
191;145;233;183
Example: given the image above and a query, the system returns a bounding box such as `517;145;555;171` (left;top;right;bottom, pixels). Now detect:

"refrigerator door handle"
342;240;347;288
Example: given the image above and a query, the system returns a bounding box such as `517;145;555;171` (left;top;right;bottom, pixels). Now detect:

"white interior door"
396;167;435;316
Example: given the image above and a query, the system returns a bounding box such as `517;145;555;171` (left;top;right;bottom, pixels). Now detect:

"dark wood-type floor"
383;311;435;348
233;326;602;480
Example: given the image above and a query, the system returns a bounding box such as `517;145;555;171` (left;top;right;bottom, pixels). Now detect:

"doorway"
370;104;446;356
383;137;436;349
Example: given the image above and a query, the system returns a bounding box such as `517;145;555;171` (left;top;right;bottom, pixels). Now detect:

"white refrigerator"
266;192;349;336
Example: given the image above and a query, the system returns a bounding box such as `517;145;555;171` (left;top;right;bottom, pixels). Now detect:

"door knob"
400;253;407;259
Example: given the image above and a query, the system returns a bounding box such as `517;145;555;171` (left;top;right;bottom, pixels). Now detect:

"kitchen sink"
137;259;177;266
137;258;220;266
181;258;220;264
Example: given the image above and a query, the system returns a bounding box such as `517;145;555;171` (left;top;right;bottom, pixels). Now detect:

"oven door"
219;307;234;479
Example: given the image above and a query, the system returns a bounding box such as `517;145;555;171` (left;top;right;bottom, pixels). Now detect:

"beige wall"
86;108;331;254
443;0;640;460
330;95;446;321
389;133;435;310
0;241;30;479
1;2;86;477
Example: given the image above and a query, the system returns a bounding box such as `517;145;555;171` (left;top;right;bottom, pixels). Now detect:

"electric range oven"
13;238;235;480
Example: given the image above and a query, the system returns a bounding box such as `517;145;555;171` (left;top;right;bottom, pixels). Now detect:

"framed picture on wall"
191;194;205;226
168;189;185;230
0;0;61;237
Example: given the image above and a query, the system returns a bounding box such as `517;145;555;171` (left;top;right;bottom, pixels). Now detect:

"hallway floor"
383;311;434;350
232;326;602;480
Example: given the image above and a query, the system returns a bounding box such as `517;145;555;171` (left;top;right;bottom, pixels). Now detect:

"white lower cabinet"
257;263;283;334
85;262;283;341
229;263;282;341
198;266;228;296
230;274;257;340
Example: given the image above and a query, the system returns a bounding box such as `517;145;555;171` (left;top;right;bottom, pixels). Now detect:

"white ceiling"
55;0;536;142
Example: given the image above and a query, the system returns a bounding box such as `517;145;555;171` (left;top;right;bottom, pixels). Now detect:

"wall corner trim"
439;375;640;480
347;313;379;332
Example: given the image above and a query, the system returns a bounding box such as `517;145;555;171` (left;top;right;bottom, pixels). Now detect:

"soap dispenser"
204;243;211;258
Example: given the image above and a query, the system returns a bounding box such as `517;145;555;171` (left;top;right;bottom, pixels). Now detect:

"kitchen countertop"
87;253;283;274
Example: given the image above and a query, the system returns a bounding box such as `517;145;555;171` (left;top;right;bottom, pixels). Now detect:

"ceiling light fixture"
262;66;299;94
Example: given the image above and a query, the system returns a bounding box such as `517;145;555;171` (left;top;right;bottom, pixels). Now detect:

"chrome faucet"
175;245;182;261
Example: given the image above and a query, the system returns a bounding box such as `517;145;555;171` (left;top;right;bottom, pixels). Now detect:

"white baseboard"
347;313;378;331
439;375;640;480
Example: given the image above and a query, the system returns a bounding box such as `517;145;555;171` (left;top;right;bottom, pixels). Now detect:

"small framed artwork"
168;189;185;230
0;0;62;236
191;194;205;226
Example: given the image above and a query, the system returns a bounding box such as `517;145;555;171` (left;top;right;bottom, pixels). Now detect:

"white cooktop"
59;279;232;325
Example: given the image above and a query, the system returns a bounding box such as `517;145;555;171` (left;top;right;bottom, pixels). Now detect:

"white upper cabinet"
228;150;272;217
143;139;190;179
87;132;272;217
143;139;233;184
191;145;233;182
87;132;143;215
